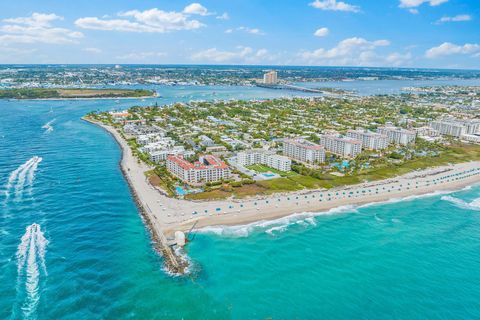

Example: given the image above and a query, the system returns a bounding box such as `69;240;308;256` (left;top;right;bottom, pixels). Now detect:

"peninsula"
0;88;156;100
84;87;480;273
86;116;480;240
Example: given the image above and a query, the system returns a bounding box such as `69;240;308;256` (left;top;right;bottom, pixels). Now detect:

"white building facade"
319;135;362;158
236;150;291;172
377;126;416;145
346;129;388;150
283;138;326;164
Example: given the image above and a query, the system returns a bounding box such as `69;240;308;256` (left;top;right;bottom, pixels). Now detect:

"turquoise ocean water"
1;83;480;319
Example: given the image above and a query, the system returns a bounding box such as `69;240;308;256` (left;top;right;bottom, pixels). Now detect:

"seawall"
83;117;188;275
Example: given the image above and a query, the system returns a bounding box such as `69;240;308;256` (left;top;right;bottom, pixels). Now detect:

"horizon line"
0;64;479;72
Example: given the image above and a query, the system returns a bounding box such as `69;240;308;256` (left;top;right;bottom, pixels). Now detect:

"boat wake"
441;195;480;211
42;119;55;133
14;223;48;319
4;156;42;201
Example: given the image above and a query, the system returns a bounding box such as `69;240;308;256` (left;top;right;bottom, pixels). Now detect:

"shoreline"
84;118;480;239
83;117;187;274
3;94;158;101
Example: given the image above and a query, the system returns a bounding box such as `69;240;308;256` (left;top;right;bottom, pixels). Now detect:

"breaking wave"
15;223;48;319
441;196;480;211
199;205;357;238
198;182;480;238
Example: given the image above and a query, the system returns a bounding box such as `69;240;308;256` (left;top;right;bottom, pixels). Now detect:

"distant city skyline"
0;0;479;69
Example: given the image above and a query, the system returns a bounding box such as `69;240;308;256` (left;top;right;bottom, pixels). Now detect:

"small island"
0;88;156;100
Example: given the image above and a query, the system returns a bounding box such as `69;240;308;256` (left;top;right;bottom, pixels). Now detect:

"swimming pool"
175;186;187;196
262;173;276;178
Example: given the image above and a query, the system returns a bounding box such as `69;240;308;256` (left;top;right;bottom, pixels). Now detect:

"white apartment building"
319;135;362;158
167;155;231;185
377;126;416;145
265;154;292;172
430;119;480;137
283;138;326;164
430;120;466;137
149;147;194;163
205;145;228;153
263;71;278;84
464;120;480;134
236;149;291;171
461;133;480;144
346;129;388;150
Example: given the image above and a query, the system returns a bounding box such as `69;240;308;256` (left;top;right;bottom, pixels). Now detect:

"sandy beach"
85;119;480;239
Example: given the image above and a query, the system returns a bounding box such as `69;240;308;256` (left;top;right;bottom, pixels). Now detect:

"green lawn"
287;175;326;188
257;178;304;192
246;164;296;177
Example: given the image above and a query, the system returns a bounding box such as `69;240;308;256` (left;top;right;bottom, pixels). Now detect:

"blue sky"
0;0;479;68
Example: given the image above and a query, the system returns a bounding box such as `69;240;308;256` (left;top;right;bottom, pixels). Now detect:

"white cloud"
0;47;38;63
314;27;329;37
116;51;167;62
191;46;272;63
309;0;360;13
216;12;230;20
183;3;210;16
298;37;396;66
75;8;204;33
425;42;480;58
399;0;448;8
385;52;413;66
226;26;265;35
83;47;102;54
238;26;264;35
4;13;62;27
0;12;83;45
436;14;472;23
409;9;419;14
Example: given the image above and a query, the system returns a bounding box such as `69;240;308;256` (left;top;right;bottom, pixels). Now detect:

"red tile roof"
167;155;228;170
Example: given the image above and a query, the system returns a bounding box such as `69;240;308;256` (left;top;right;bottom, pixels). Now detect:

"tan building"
167;155;231;185
263;71;278;84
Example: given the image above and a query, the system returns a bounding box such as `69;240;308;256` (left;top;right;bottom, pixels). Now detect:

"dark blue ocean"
1;83;480;319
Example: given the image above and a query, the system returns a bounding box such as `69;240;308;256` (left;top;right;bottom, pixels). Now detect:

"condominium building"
463;119;480;134
346;129;388;150
236;149;291;171
283;138;325;164
430;120;466;137
319;135;362;158
166;155;231;185
149;147;194;163
377;126;416;145
430;119;480;137
205;145;228;153
263;71;278;85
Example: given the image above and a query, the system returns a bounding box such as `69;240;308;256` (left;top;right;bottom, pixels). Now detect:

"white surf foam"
441;195;480;211
199;205;358;238
198;184;479;238
15;223;48;319
162;246;193;277
359;189;456;209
